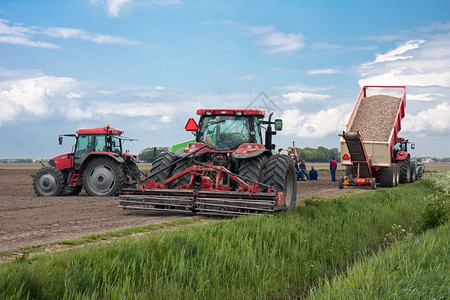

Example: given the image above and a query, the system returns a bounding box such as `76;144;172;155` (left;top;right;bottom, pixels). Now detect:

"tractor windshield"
198;115;251;150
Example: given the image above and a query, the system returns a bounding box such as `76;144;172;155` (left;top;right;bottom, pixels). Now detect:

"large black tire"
409;160;417;183
33;166;65;196
393;164;400;187
380;166;396;187
125;161;141;181
82;157;124;196
62;185;83;196
150;152;177;183
399;157;411;184
263;155;297;210
238;155;267;186
169;159;194;188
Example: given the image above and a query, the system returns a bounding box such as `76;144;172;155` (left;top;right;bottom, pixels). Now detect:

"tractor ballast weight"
33;124;140;197
119;109;297;216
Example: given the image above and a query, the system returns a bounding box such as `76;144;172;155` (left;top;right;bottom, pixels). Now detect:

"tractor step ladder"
342;131;372;179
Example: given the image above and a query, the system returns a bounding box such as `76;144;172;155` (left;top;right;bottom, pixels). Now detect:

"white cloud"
247;25;305;53
108;0;132;16
282;92;330;104
91;0;182;17
306;68;339;75
0;17;140;48
280;105;352;138
0;75;84;124
365;40;424;66
359;34;450;88
407;93;443;102
402;102;450;133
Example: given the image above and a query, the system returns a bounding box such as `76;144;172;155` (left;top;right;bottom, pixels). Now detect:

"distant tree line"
296;146;340;163
138;147;170;163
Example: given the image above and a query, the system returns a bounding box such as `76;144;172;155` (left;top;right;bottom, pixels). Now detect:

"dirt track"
0;165;347;253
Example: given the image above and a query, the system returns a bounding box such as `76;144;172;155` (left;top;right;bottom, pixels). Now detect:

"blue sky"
0;0;449;158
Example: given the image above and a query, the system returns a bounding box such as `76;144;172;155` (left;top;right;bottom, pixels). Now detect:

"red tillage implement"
119;109;296;216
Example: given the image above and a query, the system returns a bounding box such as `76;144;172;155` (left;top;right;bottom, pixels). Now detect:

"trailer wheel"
380;166;396;187
399;157;411;184
394;164;400;186
238;155;267;186
150;152;177;183
62;185;82;196
169;159;194;188
263;155;297;210
33;166;65;196
338;178;344;189
371;178;377;190
83;157;124;196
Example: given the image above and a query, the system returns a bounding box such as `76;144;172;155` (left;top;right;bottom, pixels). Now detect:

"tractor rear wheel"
399;157;411;183
150;152;177;183
33;166;65;196
263;155;297;210
409;160;417;182
380;166;396;187
238;155;267;186
82;157;124;196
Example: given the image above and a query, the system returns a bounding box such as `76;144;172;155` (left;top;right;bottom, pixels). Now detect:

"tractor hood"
50;152;74;170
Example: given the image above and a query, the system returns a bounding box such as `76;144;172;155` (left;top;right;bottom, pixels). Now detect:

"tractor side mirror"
411;143;415;149
58;136;63;145
274;119;283;131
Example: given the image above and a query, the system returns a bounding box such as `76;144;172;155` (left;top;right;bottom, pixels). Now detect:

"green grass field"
0;172;448;299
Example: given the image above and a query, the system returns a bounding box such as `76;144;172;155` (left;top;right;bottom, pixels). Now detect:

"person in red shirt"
329;157;337;182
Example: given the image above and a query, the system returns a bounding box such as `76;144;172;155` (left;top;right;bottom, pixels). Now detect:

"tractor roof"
196;109;265;117
76;127;123;135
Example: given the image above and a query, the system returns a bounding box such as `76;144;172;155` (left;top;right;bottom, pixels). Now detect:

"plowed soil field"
0;163;348;253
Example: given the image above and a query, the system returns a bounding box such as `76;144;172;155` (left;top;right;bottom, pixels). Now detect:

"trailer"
339;86;418;189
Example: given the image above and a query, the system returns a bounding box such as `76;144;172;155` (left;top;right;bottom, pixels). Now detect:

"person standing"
299;160;309;180
330;157;337;182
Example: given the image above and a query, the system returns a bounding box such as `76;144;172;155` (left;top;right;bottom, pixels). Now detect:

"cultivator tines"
195;190;277;216
119;188;280;216
119;188;195;213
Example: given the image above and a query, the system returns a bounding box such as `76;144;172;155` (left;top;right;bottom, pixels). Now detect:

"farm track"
0;164;371;254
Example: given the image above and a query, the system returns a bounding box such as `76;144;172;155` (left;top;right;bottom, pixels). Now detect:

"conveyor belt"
342;132;372;178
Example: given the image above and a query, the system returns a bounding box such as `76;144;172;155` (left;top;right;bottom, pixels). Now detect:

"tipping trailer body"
339;86;409;188
340;86;406;168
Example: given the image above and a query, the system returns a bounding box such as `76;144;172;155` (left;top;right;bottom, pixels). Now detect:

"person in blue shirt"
309;166;318;180
299;160;310;180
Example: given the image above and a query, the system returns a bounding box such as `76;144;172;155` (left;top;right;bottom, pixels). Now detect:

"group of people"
295;157;338;182
296;160;317;181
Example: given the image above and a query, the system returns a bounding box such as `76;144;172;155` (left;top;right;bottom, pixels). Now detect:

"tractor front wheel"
82;157;124;196
33;166;65;196
263;155;297;210
399;157;411;184
238;155;267;187
151;152;177;183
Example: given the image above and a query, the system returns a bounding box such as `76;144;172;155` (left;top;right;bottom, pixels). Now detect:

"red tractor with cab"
120;109;297;216
33;124;140;197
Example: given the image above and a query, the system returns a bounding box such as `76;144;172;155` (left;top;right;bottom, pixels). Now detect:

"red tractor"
120;109;297;216
33;124;140;197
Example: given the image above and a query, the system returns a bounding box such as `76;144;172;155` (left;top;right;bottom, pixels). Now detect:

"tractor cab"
393;137;415;154
185;109;282;152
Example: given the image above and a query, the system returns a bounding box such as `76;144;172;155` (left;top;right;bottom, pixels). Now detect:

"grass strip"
308;222;450;299
0;176;446;299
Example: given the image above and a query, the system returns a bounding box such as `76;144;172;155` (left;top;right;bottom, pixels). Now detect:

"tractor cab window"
253;117;262;144
198;115;251;150
109;136;122;153
95;135;106;152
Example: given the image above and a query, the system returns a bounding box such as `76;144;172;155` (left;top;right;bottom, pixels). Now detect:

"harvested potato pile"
350;95;401;141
